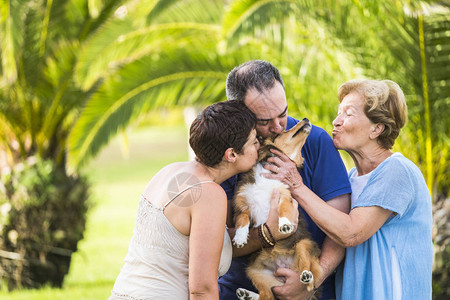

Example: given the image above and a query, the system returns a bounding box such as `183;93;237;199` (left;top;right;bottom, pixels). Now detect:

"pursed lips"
332;128;340;136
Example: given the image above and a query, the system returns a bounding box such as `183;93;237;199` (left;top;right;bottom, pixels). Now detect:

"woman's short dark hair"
189;100;257;167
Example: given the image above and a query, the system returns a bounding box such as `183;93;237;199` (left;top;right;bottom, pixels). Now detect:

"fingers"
270;189;280;209
263;162;281;174
262;172;278;180
270;148;287;160
266;189;280;237
294;208;299;226
266;155;297;173
266;155;284;166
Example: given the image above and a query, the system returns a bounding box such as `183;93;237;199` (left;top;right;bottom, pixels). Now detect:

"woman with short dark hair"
110;100;259;300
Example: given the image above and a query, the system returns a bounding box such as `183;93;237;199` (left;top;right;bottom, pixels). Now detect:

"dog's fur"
232;118;322;300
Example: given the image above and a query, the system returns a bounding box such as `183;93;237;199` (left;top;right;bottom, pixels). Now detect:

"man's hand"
230;188;297;256
266;189;299;241
272;268;315;300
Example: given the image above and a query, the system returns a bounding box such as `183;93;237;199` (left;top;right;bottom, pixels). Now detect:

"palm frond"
83;0;125;40
75;0;224;90
68;48;237;168
221;0;322;45
0;0;21;84
220;1;362;128
353;1;450;195
75;20;220;90
424;11;450;136
147;0;224;24
422;9;450;194
21;1;48;88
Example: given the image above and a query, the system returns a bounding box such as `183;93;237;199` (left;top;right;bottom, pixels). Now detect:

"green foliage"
0;158;90;290
0;125;187;299
69;0;448;198
334;2;450;199
0;0;123;289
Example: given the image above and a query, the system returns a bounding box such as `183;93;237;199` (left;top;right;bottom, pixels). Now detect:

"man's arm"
227;189;298;257
272;194;350;300
312;194;349;286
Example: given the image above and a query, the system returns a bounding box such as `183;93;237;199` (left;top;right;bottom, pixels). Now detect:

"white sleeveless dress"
109;181;232;300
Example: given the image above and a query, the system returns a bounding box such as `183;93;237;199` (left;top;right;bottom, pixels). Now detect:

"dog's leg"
293;239;322;292
233;193;251;248
247;268;282;300
277;188;297;234
246;252;283;300
236;288;260;300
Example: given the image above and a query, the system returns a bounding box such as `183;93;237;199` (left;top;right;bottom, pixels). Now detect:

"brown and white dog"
232;118;322;300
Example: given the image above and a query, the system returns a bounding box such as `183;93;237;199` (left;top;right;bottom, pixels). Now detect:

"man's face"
244;81;288;139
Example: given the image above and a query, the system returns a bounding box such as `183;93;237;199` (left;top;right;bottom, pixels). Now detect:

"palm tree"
0;0;124;289
71;0;449;206
69;0;358;167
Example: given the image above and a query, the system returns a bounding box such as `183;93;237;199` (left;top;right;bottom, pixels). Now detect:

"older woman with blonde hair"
266;79;432;299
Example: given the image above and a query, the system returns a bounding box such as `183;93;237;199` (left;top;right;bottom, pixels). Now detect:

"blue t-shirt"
219;116;352;300
335;153;433;300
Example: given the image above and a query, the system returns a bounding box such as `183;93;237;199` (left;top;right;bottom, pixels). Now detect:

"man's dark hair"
189;100;257;167
226;60;285;102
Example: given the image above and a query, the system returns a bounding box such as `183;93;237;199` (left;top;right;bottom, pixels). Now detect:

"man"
219;60;351;300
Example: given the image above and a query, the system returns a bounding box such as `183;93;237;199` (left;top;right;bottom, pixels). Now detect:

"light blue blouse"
336;153;433;300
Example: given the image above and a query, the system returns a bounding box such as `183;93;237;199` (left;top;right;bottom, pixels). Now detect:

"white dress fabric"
110;181;232;300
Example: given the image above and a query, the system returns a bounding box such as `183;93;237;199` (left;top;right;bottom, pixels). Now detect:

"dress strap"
162;181;215;209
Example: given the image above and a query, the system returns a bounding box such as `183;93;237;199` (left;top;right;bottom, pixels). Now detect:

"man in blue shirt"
219;60;352;300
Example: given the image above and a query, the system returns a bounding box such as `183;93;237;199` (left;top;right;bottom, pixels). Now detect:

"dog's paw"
233;226;249;248
236;288;260;300
278;217;295;234
300;270;314;284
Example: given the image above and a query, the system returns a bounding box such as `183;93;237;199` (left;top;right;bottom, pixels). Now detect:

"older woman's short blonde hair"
337;79;408;149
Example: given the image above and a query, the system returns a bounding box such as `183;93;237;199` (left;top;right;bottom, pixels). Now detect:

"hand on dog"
265;189;299;241
265;189;280;238
263;149;305;190
272;268;315;300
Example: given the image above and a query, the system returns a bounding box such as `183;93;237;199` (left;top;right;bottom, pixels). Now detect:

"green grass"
0;125;188;299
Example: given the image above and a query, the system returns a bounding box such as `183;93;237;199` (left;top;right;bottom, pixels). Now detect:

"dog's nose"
301;118;311;130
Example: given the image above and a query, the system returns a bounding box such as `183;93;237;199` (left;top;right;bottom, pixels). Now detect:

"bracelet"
263;223;275;243
257;225;267;247
257;225;274;248
260;224;275;247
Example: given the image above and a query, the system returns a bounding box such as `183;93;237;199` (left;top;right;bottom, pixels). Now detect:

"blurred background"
0;0;448;299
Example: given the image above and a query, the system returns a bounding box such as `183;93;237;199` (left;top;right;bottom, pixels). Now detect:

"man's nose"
270;119;283;133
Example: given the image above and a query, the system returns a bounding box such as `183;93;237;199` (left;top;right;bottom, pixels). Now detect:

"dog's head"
260;118;311;167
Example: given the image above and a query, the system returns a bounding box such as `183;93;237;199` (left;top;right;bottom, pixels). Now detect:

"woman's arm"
264;149;392;248
292;184;392;247
188;184;227;299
